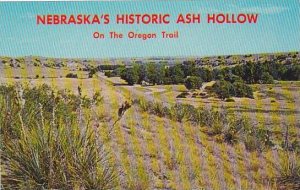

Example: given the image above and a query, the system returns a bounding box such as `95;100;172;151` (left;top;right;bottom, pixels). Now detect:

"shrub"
260;72;274;84
213;80;253;99
184;76;203;90
208;109;228;135
176;92;189;98
232;81;254;98
66;73;78;78
88;68;97;78
191;107;229;134
225;98;235;102
105;71;113;77
120;68;138;85
212;80;233;99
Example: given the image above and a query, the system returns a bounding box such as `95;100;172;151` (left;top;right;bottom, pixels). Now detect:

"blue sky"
0;1;299;58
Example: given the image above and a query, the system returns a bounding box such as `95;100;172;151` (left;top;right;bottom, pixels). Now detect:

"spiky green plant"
276;152;300;189
169;103;194;122
0;84;117;189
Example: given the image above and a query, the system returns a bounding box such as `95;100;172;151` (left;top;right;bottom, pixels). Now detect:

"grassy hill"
1;52;299;189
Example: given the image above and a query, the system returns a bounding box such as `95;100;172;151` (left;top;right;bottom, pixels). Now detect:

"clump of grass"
135;98;274;152
169;103;194;122
191;106;229;135
241;127;272;152
151;101;168;117
0;84;117;189
276;152;300;189
223;117;248;144
135;99;194;122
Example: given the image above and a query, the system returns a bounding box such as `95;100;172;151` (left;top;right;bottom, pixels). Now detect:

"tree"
136;64;146;84
169;64;185;84
243;62;256;83
232;81;254;98
212;80;233;99
284;64;300;80
146;63;165;85
120;68;138;85
182;61;196;76
260;72;274;84
195;67;213;82
184;76;203;90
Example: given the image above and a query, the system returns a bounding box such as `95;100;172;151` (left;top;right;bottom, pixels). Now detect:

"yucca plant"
136;98;151;112
276;152;300;189
151;102;168;117
1;84;117;189
169;103;194;122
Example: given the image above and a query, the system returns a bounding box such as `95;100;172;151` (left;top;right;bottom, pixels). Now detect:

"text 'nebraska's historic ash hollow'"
36;13;258;25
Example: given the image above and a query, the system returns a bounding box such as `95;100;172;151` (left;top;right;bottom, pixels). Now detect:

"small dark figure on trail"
113;101;132;127
118;101;131;118
77;86;82;96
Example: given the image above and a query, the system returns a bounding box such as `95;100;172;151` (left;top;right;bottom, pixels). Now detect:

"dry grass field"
1;58;299;189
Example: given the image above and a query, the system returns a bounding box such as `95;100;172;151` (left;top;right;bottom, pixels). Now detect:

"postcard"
0;1;299;189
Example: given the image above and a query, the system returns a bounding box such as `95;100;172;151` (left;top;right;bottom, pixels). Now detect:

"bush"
105;71;113;77
232;81;254;98
66;73;78;78
225;98;235;102
213;80;253;99
176;92;189;98
184;76;203;90
261;72;274;84
88;68;97;78
212;80;233;99
207;109;228;135
120;68;138;85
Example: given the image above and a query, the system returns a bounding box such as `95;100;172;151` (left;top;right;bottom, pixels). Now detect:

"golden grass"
1;67;299;189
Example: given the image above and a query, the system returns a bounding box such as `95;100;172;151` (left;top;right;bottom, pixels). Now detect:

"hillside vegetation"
0;52;299;189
